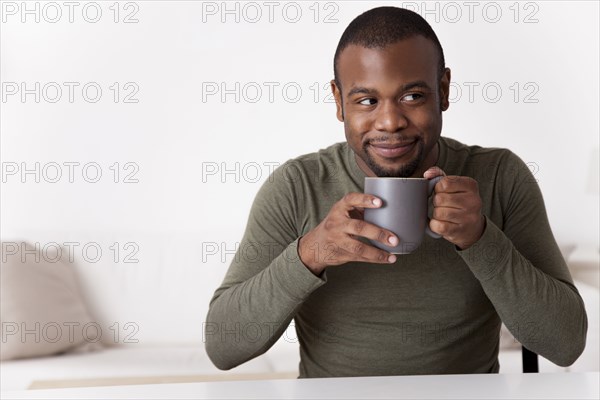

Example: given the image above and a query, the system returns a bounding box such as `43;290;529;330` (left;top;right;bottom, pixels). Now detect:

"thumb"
423;166;446;180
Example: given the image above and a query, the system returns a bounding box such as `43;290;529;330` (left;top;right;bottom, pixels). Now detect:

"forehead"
337;36;439;93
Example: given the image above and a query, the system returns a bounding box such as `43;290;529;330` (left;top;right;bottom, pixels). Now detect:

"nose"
373;100;408;133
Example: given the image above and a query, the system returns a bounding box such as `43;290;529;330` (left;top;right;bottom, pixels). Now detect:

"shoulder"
442;136;514;162
255;142;347;198
441;137;531;180
267;142;347;184
284;142;347;170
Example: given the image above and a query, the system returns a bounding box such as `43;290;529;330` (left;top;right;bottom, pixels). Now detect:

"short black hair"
333;6;446;91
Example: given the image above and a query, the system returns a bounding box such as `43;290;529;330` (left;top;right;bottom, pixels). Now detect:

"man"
205;7;587;377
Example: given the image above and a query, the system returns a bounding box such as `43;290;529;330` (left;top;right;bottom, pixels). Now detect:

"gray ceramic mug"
364;176;443;254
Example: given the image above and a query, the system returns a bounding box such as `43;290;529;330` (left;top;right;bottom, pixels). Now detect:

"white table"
2;372;598;399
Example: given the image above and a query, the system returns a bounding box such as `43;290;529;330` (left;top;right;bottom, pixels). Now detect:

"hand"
424;167;486;250
298;193;399;276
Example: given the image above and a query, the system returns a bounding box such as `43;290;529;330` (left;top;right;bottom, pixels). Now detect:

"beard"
362;139;424;178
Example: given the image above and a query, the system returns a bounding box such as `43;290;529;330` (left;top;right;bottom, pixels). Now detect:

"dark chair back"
522;346;539;373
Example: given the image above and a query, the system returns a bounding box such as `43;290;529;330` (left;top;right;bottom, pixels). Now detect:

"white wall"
1;2;598;264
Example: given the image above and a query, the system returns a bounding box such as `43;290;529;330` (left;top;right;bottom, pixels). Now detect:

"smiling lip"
370;141;417;158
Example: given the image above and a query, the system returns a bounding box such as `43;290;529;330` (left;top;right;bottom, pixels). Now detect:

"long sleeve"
204;161;327;370
205;139;589;376
456;152;588;367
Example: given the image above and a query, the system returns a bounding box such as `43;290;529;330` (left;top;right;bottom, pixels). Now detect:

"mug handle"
425;176;444;239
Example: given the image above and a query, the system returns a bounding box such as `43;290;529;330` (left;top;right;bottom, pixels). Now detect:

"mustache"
365;136;421;145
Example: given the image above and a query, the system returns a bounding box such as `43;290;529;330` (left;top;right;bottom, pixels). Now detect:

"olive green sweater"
205;137;587;377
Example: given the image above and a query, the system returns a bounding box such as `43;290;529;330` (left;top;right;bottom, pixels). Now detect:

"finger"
339;192;383;211
345;218;399;246
338;238;396;264
436;176;479;193
433;192;473;209
356;252;397;265
429;218;460;237
432;206;463;223
423;166;446;179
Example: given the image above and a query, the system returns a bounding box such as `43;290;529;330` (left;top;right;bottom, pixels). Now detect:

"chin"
375;164;419;178
364;144;424;178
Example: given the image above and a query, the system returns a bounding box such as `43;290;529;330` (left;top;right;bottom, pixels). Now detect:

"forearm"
204;239;326;370
459;217;588;366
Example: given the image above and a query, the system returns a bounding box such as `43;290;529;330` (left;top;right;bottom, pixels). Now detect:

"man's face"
332;36;451;178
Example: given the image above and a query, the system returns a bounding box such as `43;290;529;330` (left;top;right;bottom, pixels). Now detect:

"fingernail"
372;198;381;206
388;255;397;263
388;236;398;246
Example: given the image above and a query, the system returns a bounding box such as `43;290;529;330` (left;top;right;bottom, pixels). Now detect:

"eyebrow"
346;80;432;97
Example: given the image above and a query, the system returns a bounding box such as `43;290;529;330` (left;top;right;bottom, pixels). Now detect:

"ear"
439;68;451;112
330;79;344;122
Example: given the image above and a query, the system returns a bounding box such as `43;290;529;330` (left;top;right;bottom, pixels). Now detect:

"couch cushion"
1;241;101;361
0;231;237;346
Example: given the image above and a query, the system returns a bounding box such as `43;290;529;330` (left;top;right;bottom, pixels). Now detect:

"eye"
402;93;424;102
358;98;377;106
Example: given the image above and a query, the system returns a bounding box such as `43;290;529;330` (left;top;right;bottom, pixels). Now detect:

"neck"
354;153;377;177
413;141;440;177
